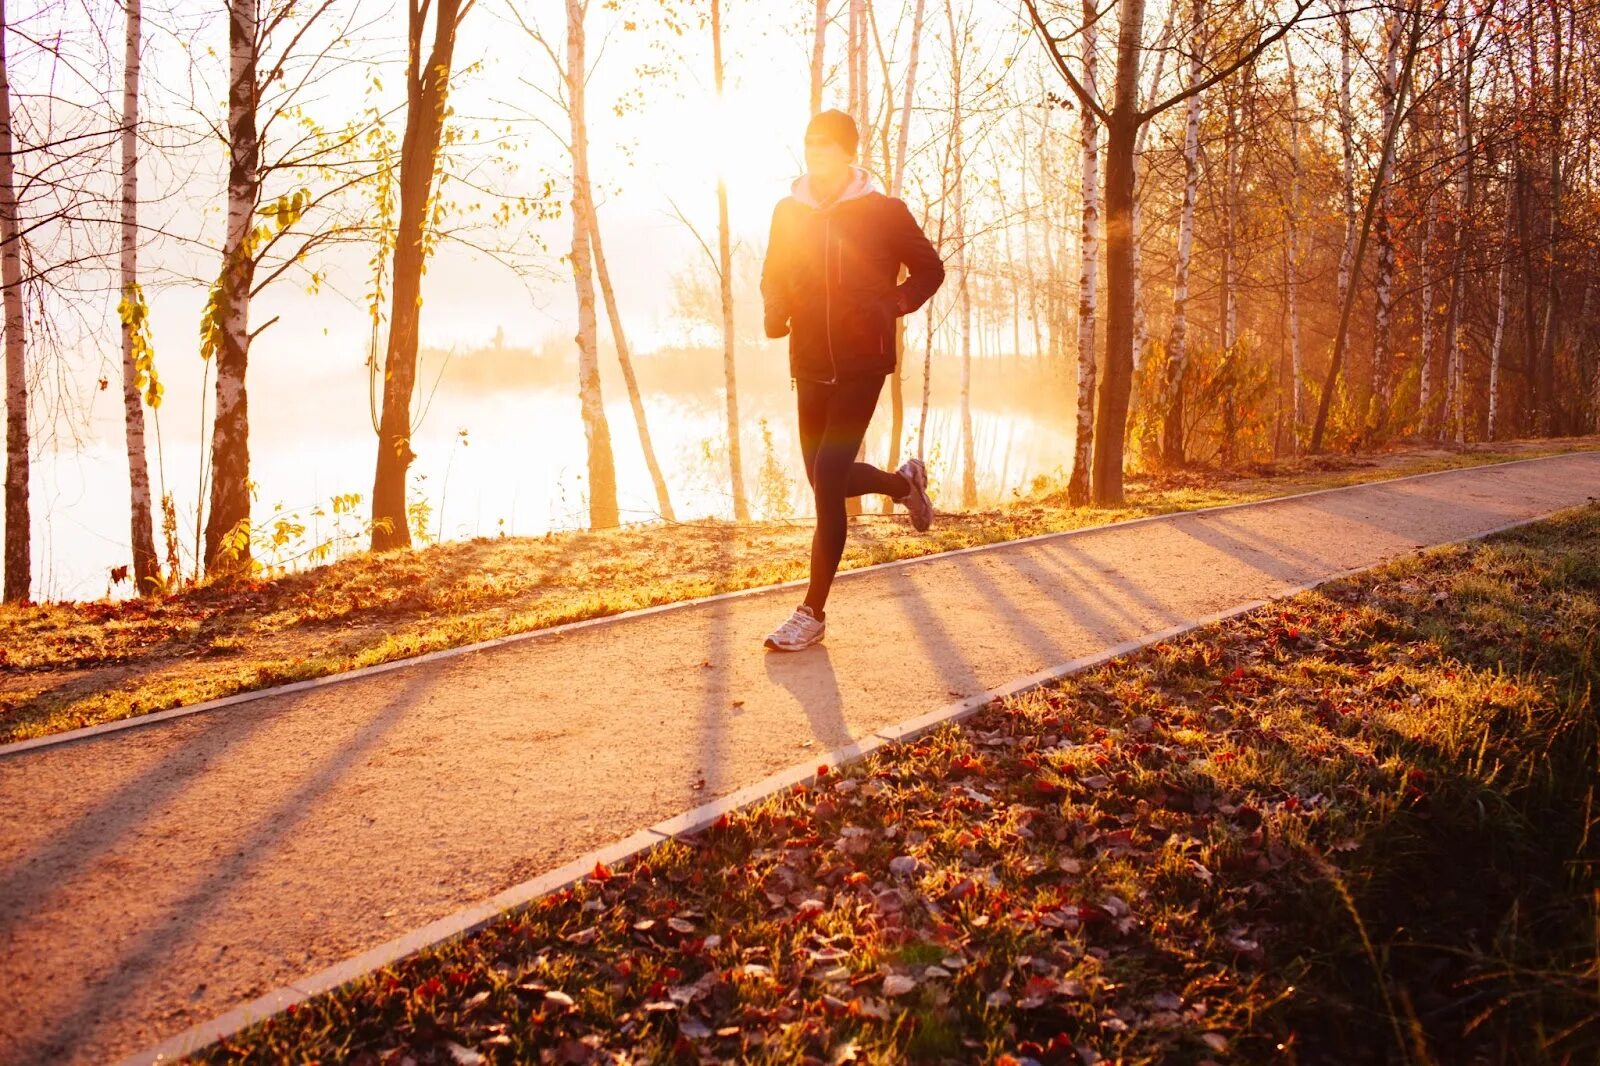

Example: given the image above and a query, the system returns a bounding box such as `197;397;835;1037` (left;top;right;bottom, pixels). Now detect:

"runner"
759;109;946;652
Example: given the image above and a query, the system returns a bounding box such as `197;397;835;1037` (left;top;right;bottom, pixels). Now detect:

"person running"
759;109;946;652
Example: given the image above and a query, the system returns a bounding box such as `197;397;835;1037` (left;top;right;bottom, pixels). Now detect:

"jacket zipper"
822;212;838;384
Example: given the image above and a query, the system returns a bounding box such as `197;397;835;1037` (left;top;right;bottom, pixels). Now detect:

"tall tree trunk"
566;0;618;529
882;0;925;500
0;0;27;602
810;0;826;114
371;0;467;551
1068;0;1099;505
1089;0;1143;506
1335;5;1357;324
119;0;158;592
711;0;747;521
1283;42;1303;451
1534;0;1563;436
1417;206;1436;434
944;0;974;506
203;0;261;574
1488;188;1512;440
1445;9;1474;445
1128;8;1172;374
1160;0;1203;467
1369;12;1402;434
1219;79;1239;465
589;209;674;521
1308;2;1422;453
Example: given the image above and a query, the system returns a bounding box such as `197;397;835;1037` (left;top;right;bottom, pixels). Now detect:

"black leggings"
796;374;909;617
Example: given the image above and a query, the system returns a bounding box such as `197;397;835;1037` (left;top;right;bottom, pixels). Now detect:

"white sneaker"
895;457;934;532
764;604;826;651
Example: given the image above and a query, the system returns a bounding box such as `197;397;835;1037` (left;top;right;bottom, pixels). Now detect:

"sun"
645;82;804;213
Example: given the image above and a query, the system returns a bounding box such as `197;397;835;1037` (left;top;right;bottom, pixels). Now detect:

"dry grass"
195;503;1600;1065
1;438;1592;744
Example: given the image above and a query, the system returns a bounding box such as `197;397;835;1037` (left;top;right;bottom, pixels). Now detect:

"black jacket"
761;168;945;382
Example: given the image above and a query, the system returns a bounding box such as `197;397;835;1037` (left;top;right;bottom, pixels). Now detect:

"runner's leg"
801;375;908;617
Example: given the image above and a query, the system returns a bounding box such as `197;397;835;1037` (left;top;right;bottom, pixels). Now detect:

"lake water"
24;366;1075;601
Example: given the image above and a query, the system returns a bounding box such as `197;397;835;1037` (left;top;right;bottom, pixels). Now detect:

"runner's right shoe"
895;457;934;532
764;604;826;652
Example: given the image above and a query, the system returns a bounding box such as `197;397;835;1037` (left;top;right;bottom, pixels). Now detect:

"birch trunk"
884;0;926;504
712;0;747;520
203;0;261;574
810;0;826;114
566;0;619;529
1417;206;1435;434
1534;2;1563;435
1488;190;1512;440
1067;0;1098;505
589;209;674;521
0;0;27;601
120;0;158;591
1444;11;1473;445
1335;6;1357;325
944;0;974;507
1369;12;1402;433
1129;7;1173;372
1160;0;1203;467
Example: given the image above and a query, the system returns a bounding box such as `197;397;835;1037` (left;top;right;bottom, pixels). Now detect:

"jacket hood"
790;165;881;209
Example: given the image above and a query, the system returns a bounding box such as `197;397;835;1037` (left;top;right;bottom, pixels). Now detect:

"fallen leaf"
883;973;918;996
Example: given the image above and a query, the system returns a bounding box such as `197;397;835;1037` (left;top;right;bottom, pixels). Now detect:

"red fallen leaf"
590;862;614;881
816;764;830;777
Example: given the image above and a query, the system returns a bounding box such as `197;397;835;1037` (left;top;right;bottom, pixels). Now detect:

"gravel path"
3;452;1598;1065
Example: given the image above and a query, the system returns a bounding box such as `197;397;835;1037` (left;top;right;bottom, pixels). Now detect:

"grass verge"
195;504;1600;1064
1;439;1593;744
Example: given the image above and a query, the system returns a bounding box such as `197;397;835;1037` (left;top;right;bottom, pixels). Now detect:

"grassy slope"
199;505;1600;1065
1;440;1593;743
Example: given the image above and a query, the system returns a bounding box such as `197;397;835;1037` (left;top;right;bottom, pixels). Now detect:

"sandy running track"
2;452;1599;1065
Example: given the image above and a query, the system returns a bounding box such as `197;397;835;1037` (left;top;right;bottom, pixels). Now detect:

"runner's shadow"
763;644;853;750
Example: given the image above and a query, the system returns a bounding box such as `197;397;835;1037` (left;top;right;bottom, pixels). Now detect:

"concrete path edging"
114;508;1556;1066
8;451;1587;761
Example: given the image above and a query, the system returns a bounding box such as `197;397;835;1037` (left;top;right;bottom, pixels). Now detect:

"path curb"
115;506;1570;1065
9;449;1593;760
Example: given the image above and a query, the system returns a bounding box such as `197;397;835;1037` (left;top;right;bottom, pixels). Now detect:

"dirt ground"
1;452;1597;1064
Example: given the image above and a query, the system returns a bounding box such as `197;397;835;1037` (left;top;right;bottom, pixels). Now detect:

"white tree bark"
119;0;158;591
1067;0;1098;505
810;0;827;114
1488;189;1512;440
1417;206;1436;432
0;0;27;601
1335;5;1357;317
202;0;261;574
944;0;974;506
1370;12;1402;430
1160;0;1203;466
1130;6;1174;370
566;0;618;529
712;0;747;520
892;0;926;196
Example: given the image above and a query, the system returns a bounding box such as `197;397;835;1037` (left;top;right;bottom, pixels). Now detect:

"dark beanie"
806;109;859;155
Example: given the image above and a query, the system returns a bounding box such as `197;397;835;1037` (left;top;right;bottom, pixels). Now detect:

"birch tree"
712;0;748;520
1160;0;1204;466
1066;0;1097;506
1026;0;1310;503
0;0;25;601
